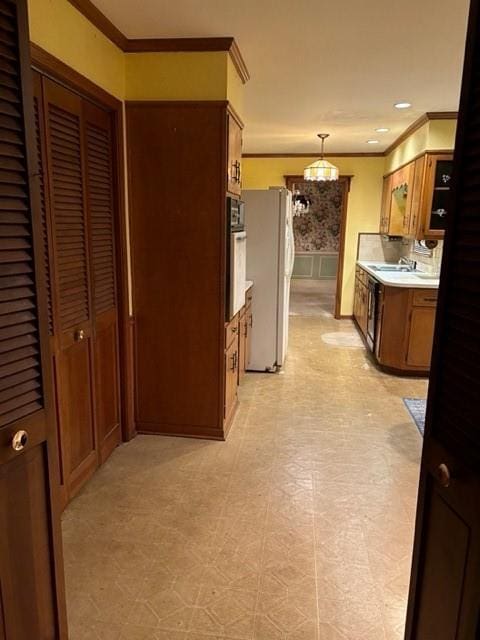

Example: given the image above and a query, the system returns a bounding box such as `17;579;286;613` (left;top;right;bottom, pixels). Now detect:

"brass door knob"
75;329;85;341
12;430;28;452
436;463;451;488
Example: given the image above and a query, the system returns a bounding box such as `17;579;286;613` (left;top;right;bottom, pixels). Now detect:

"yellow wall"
28;0;246;112
125;52;229;101
28;0;125;100
227;56;245;120
242;157;385;316
427;119;457;150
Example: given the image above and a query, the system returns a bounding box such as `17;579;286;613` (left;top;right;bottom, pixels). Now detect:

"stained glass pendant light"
304;133;339;182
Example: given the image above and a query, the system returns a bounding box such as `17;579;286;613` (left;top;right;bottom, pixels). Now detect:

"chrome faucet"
398;256;417;271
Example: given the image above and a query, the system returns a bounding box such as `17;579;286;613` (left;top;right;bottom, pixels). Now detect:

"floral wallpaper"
292;181;343;252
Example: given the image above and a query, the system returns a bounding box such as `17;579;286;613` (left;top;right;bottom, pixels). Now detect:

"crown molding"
68;0;128;49
66;0;250;83
384;111;458;156
243;152;384;158
244;111;458;158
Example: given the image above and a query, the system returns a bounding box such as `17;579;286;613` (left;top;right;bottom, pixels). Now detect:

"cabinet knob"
12;430;28;452
435;463;451;488
75;329;85;341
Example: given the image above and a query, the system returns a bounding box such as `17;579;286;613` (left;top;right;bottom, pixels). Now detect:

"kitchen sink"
368;265;413;272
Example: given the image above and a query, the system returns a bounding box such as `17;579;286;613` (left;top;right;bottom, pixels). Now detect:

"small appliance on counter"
226;196;247;320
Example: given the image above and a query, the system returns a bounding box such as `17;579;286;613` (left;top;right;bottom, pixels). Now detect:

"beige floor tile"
63;282;424;639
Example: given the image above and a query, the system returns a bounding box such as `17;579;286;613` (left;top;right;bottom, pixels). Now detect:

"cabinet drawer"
225;314;239;347
412;289;438;307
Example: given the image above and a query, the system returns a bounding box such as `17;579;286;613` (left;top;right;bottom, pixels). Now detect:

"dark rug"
403;398;426;436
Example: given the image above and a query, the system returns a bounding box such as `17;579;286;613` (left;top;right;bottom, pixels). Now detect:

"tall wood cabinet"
227;111;242;196
0;0;67;636
34;73;121;504
127;101;244;440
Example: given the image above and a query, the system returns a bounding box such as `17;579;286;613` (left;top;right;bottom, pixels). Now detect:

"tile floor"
63;284;427;640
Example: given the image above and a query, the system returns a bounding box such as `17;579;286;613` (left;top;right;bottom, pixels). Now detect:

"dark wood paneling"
127;102;227;437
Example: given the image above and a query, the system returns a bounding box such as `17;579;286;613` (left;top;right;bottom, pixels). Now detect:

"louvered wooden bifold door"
0;1;67;638
83;100;120;466
35;77;120;503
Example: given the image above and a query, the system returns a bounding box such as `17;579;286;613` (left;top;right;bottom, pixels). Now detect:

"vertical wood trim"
112;106;135;440
334;178;351;319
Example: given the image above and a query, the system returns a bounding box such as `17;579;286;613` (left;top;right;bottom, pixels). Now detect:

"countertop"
357;261;440;289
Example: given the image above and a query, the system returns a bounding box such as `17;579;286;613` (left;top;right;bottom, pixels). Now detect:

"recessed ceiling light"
375;127;390;133
366;139;380;144
394;102;412;109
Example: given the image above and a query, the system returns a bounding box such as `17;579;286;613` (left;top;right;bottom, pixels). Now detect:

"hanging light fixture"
292;189;311;217
304;133;339;182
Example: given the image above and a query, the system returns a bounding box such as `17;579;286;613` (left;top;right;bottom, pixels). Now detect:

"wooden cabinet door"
224;339;238;421
227;113;242;196
420;153;454;240
388;162;415;236
0;1;67;636
82;101;121;465
406;306;436;368
380;174;392;234
238;309;246;382
409;156;426;237
353;277;361;324
42;79;97;499
245;305;252;369
406;3;480;635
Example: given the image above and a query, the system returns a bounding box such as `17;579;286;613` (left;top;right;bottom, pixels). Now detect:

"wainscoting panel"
292;251;339;280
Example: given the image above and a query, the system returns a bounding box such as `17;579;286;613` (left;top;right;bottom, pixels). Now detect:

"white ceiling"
93;0;470;153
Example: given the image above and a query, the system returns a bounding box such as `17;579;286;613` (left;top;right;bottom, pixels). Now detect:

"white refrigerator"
243;188;295;372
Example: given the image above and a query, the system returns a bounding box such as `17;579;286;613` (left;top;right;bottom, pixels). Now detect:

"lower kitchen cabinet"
224;325;239;425
238;286;254;381
377;285;437;374
353;267;368;337
354;265;437;374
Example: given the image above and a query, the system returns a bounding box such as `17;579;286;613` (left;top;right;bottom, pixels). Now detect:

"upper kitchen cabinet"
381;151;453;240
380;163;415;236
227;111;243;196
418;153;454;239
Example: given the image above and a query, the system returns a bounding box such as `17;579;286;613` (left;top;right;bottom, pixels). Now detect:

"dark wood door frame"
29;43;135;443
284;175;352;319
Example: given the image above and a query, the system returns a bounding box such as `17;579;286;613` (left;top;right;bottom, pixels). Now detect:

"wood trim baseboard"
65;1;250;83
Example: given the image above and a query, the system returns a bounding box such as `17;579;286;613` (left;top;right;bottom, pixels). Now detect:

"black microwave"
227;197;245;232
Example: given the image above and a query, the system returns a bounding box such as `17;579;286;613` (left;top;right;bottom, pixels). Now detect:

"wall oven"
226;197;246;320
366;276;379;352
